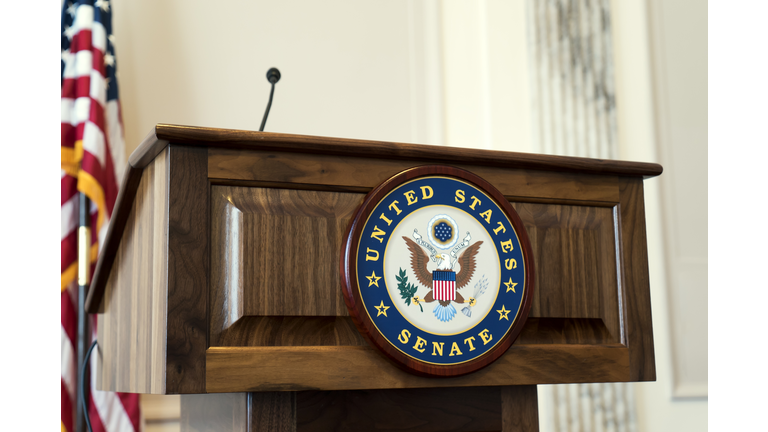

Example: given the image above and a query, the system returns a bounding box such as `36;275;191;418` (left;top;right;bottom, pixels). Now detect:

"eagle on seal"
402;236;483;322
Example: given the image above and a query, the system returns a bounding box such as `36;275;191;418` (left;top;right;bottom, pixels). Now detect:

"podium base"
181;386;539;432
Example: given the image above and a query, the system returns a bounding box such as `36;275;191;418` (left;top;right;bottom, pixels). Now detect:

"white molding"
672;383;709;400
407;0;445;146
441;1;492;149
439;0;532;152
646;0;708;400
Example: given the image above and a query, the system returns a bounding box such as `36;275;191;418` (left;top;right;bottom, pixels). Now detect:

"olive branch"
396;268;423;312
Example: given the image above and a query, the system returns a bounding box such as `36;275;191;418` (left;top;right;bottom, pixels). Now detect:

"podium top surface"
132;124;662;177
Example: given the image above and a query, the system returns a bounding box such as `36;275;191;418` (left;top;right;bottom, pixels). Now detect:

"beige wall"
115;0;425;155
106;1;707;431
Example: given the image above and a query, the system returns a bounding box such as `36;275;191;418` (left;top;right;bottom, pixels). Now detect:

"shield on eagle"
432;270;456;301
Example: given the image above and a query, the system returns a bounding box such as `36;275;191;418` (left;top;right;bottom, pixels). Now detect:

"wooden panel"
129;127;170;168
515;318;613;345
97;145;213;394
207;148;620;203
210;186;622;348
501;386;539;432
209;186;362;326
618;177;656;381
181;387;534;432
87;164;144;313
250;392;297;432
206;345;630;392
97;148;169;394
214;317;367;347
180;393;247;432
214;317;611;348
512;202;621;343
297;387;503;432
165;145;209;393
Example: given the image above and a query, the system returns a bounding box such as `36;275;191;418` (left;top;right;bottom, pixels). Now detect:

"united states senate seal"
341;166;534;377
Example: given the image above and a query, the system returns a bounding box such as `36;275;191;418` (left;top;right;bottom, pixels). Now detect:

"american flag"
61;1;141;431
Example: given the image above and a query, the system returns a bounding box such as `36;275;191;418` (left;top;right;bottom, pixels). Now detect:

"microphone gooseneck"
259;67;281;131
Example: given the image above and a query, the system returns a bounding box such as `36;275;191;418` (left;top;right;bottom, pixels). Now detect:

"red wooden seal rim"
340;165;535;377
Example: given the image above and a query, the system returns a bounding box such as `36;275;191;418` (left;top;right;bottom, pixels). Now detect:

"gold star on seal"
497;305;511;321
366;270;382;287
375;300;390;317
504;278;518;293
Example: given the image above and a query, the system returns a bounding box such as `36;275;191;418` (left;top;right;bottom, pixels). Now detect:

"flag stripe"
61;290;77;352
105;100;126;181
88;391;108;432
117;392;142;431
432;272;457;301
62;379;74;432
61;327;76;400
61;229;78;274
61;194;78;240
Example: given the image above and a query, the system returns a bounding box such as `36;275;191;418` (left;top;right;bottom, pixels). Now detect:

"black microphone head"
266;67;281;84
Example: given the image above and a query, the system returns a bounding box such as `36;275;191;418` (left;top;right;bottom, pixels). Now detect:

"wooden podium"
86;124;661;431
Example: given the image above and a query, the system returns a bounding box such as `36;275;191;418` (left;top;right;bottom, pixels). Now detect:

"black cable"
259;82;275;132
79;340;98;432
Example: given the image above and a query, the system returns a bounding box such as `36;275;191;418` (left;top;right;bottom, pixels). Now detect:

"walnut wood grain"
96;146;212;394
502;386;539;432
209;186;362;332
182;386;536;432
89;125;659;325
209;184;622;347
205;344;630;393
515;318;613;345
297;387;503;432
165;145;209;394
96;149;169;394
212;316;610;348
148;123;662;177
250;392;297;432
86;164;143;313
213;317;367;347
91;124;660;397
208;147;620;203
129;127;171;169
618;177;656;381
511;202;621;343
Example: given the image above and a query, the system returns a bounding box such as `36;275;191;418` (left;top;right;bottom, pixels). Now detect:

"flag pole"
76;192;91;432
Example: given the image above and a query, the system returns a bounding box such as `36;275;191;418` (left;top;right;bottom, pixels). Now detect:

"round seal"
341;166;535;377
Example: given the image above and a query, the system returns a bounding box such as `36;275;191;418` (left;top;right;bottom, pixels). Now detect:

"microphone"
266;67;281;84
259;67;281;132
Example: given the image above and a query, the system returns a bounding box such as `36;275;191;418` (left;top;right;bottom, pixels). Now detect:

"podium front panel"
92;127;657;394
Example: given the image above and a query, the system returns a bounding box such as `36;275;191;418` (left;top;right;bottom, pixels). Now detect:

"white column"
526;1;635;431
